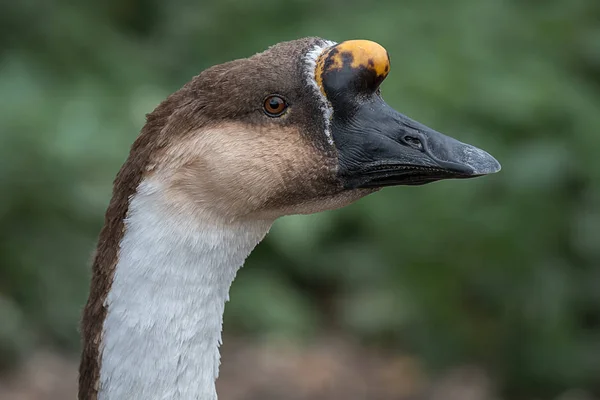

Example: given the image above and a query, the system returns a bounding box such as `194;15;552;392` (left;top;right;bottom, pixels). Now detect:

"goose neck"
97;177;272;399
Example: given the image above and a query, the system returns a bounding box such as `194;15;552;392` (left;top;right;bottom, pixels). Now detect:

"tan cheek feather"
149;122;366;220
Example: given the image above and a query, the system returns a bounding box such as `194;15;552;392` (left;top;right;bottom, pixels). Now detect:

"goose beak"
314;39;501;189
333;101;502;188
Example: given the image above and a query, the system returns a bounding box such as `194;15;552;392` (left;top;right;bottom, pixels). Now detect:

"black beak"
315;40;501;189
333;98;501;189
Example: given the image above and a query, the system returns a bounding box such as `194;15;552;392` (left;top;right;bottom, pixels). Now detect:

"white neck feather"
98;178;272;400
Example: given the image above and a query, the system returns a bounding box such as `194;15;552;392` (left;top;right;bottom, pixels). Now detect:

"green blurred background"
1;0;599;399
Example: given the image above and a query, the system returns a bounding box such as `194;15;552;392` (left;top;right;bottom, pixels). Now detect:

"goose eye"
263;95;288;117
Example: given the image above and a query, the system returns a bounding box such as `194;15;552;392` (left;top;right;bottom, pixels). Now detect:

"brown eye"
263;95;288;117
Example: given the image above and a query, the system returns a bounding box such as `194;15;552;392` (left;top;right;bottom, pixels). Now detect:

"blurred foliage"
1;0;600;398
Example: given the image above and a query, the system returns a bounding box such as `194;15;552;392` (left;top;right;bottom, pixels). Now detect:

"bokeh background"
1;0;599;399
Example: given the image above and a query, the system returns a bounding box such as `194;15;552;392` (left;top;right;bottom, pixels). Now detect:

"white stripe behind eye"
304;40;337;146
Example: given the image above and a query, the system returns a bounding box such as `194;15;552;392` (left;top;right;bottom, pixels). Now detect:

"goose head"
148;37;500;222
80;37;502;400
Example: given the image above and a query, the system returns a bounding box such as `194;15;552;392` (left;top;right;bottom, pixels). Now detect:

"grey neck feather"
98;178;272;399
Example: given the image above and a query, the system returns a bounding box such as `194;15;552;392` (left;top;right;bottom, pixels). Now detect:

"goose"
78;37;500;400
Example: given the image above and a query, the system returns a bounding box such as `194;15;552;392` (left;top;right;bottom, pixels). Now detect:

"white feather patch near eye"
304;39;337;146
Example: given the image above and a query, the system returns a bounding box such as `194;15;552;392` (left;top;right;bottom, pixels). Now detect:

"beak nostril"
403;135;424;151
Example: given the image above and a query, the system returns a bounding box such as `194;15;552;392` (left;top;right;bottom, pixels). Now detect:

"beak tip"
463;146;501;176
474;159;501;176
